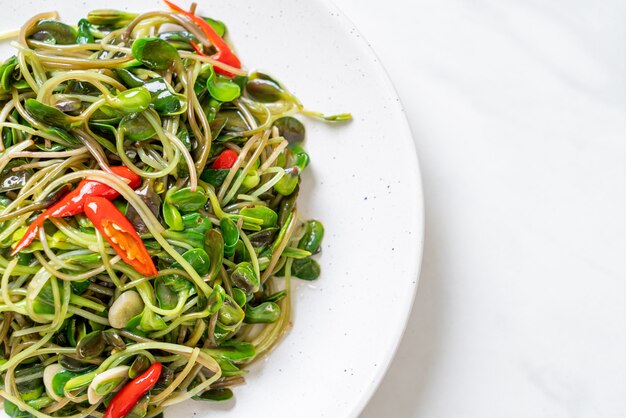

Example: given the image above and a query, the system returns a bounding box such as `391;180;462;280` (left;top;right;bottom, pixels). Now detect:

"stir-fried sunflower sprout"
0;3;347;417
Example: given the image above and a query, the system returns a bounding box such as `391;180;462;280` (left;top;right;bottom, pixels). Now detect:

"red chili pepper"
104;362;162;418
164;0;241;77
83;196;158;277
11;167;141;256
212;149;238;169
190;40;205;57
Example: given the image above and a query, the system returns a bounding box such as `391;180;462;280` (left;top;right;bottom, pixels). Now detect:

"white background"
331;0;626;417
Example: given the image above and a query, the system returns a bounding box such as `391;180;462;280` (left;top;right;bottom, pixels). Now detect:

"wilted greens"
0;3;349;418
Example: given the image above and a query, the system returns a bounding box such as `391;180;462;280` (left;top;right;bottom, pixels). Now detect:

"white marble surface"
330;0;626;416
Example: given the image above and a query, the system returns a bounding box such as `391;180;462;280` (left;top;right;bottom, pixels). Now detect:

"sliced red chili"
48;166;141;218
104;362;162;418
190;40;205;57
83;196;158;277
212;149;238;169
164;0;241;77
11;166;141;256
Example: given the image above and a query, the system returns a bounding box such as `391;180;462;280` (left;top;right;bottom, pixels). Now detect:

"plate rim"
317;0;426;415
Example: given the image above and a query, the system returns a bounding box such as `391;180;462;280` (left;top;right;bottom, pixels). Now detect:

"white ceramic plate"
1;1;423;416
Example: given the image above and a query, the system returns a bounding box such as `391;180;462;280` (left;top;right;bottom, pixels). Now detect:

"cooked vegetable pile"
0;2;349;417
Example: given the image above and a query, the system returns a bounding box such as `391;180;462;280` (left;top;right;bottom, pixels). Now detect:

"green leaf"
76;331;106;359
2;123;14;148
202;341;255;362
139;308;167;332
281;247;312;259
164;230;205;252
239;206;278;228
245;72;285;103
167;187;208;212
0;56;17;92
59;355;95;374
216;295;245;330
15;365;44;401
108;87;151;114
244;302;280;324
119;112;156;141
25;99;71;130
291;146;311;171
31;20;77;45
66;319;87;348
132;37;180;70
210;357;244;377
128;355;151;379
207;285;225;315
158;31;197;51
152;89;187;116
155;277;178;310
114;68;144;88
220;217;239;257
231;288;247;307
87;10;137;26
200;169;229;188
160;274;194;294
177;124;191;150
193;388;233;402
4;399;32;418
51;370;76;397
248;227;278;248
16;252;33;266
291;257;321;280
163;199;183;231
204;229;224;281
0;161;32;193
291;145;310;170
233;240;250;264
70;280;90;295
261;290;287;304
32;280;63;315
76;19;94;44
182;213;212;234
274;166;299;196
241;170;260;192
206;65;241;102
230;262;259;293
274;116;305;146
298;220;324;254
181;248;211;276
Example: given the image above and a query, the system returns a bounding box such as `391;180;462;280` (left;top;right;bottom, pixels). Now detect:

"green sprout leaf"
274;116;305;146
76;19;94;44
230;262;259;294
108;87;152;114
181;248;211;276
206;65;241;102
119;112;157;141
30;20;77;45
132;37;180;70
167;187;208;212
87;10;137;26
244;302;280;324
239;206;278;228
298;220;324;254
25;99;71;130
